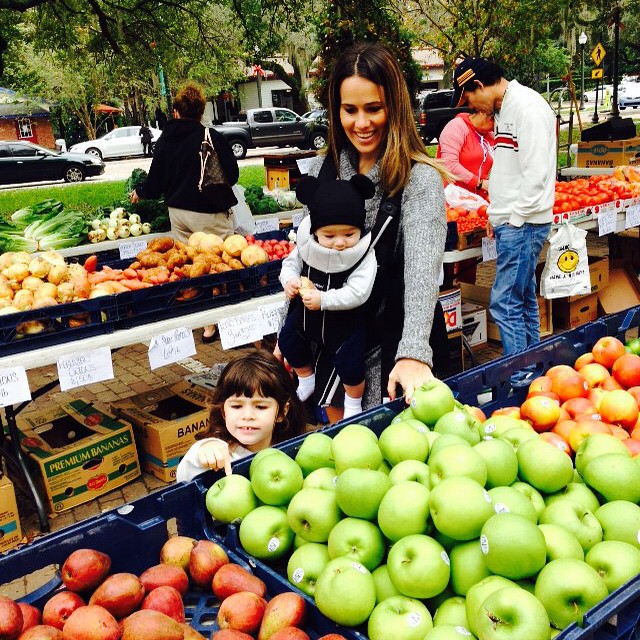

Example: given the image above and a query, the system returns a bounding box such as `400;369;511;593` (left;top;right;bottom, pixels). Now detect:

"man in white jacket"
451;57;555;356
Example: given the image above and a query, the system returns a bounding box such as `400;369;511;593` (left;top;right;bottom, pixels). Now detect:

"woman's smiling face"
339;75;388;164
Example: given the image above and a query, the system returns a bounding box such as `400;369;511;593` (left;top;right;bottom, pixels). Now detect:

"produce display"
205;337;640;639
87;208;152;243
445;203;488;234
0;541;347;640
244;185;299;216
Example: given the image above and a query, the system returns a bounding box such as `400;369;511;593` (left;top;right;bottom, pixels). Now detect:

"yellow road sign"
591;68;603;79
591;42;606;66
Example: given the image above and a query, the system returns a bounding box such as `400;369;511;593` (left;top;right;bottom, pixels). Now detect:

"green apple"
449;540;492;596
410;379;456;425
387;534;450;599
378;459;392;475
585;540;640;593
534;558;608;629
424;625;476;639
479;513;546;579
392;407;417;422
238;505;294;560
582;453;640;503
205;473;257;523
294;432;335;476
487;486;537;523
335;467;390;520
516;437;574;494
476;587;550;640
434;410;481;445
293;534;310;549
378;421;430;465
327;517;386;571
499;427;537;450
249;447;285;478
377;481;430;542
314;556;376;626
543;482;600;514
389;459;430;488
538;523;584;561
429;434;471;459
595;500;640;548
574;433;630;477
368;595;433;640
331;426;383;473
302;467;338;491
286;487;342;543
473;438;519;488
250;452;303;505
539;501;602;552
465;575;520;637
286;542;331;596
399;417;432;436
480;414;526;439
510;481;546;520
432;595;468;627
429;444;487;487
429;476;494;540
371;564;402;603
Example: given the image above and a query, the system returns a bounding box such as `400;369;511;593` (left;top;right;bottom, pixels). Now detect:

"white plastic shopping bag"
444;184;489;211
540;223;591;299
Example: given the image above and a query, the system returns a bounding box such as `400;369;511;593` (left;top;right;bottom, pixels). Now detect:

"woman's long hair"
327;42;451;195
200;349;306;447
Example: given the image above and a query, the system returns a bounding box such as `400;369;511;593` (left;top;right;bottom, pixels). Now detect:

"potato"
240;245;269;267
222;234;248;257
299;276;314;295
0;283;13;300
199;233;224;254
13;289;34;310
187;231;208;249
22;276;45;292
34;282;58;300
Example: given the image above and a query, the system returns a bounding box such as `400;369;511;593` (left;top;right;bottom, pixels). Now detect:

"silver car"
619;81;640;110
69;126;162;159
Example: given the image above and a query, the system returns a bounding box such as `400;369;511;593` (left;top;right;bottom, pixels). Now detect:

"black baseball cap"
450;57;499;107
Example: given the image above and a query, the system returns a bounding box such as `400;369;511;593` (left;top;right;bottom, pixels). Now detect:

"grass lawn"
0;165;267;218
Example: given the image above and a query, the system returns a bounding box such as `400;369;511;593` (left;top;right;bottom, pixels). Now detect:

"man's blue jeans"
490;222;551;355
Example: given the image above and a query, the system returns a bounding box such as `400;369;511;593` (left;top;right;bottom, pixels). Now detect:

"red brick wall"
0;116;56;148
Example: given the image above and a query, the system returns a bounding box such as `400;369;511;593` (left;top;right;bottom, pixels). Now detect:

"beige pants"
168;207;234;243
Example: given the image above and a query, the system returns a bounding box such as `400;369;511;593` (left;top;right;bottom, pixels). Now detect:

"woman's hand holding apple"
387;358;435;403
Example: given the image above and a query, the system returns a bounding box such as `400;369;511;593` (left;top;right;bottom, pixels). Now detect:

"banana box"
111;381;213;482
15;400;140;513
0;475;21;552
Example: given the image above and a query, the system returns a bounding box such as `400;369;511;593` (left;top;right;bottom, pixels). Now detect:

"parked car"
414;89;471;143
69;125;162;159
619;81;640;110
0;140;105;185
215;107;328;159
302;108;328;124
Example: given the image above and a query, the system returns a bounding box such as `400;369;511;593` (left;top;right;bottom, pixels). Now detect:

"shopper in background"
437;111;494;199
277;41;450;409
130;82;239;342
451;57;555;355
176;350;305;482
139;122;153;157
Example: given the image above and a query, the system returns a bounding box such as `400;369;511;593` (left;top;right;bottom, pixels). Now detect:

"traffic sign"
591;68;603;79
591;42;606;66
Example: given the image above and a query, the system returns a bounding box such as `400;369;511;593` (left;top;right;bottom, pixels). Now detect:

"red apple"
526;390;561;403
528;376;552;394
587;388;608;411
568;419;612;452
519;395;561;432
42;591;85;630
627;386;640;408
491;407;521;419
18;603;41;632
574;352;595;370
599;389;639;430
592;336;626;369
623;438;640;456
539;432;572;456
609;425;630;441
631;424;640;440
579;363;610;388
465;405;487;423
546;364;576;380
551;371;588;402
561;397;597;420
553;419;576;442
612;353;640;388
601;375;624;391
0;596;22;640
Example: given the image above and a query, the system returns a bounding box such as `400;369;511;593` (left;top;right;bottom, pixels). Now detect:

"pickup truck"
214;107;329;159
415;89;471;143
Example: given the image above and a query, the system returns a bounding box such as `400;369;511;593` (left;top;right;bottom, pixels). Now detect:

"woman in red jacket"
437;111;495;200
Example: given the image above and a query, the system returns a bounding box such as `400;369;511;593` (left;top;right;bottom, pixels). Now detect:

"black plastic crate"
253;259;284;297
0;296;118;358
115;269;254;330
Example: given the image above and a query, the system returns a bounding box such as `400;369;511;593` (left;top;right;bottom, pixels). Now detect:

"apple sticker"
351;562;367;574
480;534;489;554
455;628;472;636
494;503;510;514
267;537;280;553
292;568;304;583
406;612;421;627
441;550;450;566
483;490;492;503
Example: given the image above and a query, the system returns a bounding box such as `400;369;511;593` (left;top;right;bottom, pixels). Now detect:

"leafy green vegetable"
126;168;148;194
10;200;64;228
0;234;38;253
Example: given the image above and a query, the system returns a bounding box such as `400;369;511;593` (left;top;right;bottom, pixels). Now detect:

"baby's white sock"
296;373;316;401
343;395;363;420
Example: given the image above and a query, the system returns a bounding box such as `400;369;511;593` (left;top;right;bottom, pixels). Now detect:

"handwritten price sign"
58;347;114;391
0;366;31;407
148;327;196;370
218;312;264;349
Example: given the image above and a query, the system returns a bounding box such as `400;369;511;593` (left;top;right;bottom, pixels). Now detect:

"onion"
13;289;34;310
0;283;13;300
22;276;45;292
11;252;30;265
141;222;151;234
0;305;19;315
47;264;67;285
32;296;58;309
29;257;51;278
5;263;30;282
0;253;15;270
34;282;58;300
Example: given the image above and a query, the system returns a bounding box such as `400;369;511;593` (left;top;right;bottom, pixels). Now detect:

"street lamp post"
579;32;587;110
254;45;263;108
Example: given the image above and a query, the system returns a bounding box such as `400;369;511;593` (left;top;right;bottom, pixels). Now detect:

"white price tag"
296;157;314;175
218;312;264;349
148;327;196;370
481;236;497;262
57;347;114;392
291;211;304;228
625;204;640;229
255;217;280;234
0;366;31;408
260;301;286;336
119;239;147;260
598;209;617;236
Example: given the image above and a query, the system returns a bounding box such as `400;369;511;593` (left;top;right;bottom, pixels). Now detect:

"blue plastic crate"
0;483;352;639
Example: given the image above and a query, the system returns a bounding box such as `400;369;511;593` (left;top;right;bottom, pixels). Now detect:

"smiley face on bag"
557;249;580;273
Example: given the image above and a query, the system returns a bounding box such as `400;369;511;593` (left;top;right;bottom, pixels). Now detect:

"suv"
415;89;471;143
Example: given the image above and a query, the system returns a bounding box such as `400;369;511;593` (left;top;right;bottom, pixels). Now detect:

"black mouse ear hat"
296;174;375;232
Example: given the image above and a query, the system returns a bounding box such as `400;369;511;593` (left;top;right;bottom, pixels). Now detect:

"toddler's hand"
197;440;232;475
301;289;321;311
284;277;301;299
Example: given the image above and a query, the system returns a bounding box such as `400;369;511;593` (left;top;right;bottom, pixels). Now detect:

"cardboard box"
439;288;462;333
576;136;640;168
111;381;214;482
462;302;488;348
15;401;140;513
0;475;21;553
597;266;640;315
460;282;553;341
553;293;599;329
442;330;463;378
266;168;290;190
